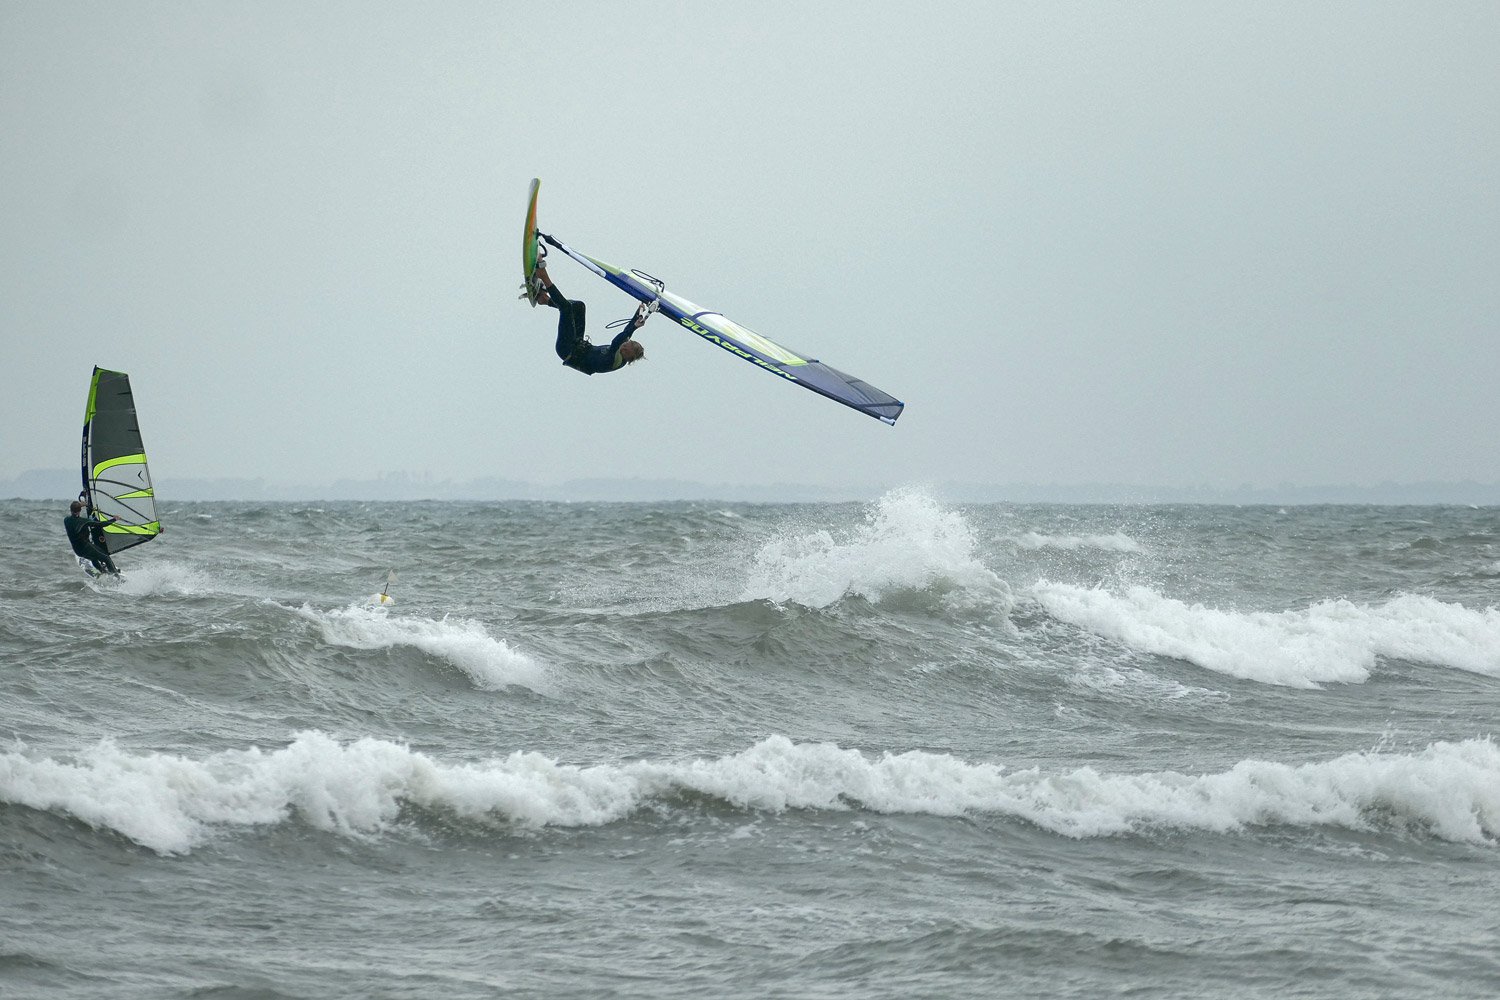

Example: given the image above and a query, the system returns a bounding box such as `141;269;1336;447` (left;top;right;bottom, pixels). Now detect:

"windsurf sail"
80;366;161;554
539;232;905;425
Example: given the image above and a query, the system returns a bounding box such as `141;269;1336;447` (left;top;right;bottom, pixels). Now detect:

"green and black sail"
81;366;161;554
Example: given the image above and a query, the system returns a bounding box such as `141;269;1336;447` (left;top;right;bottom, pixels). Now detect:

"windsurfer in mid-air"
64;498;120;576
530;249;653;375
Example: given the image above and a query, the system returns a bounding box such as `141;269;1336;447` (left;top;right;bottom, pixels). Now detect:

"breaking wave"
1033;584;1500;687
4;733;1496;854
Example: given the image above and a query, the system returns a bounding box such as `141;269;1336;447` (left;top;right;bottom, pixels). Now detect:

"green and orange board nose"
522;177;541;304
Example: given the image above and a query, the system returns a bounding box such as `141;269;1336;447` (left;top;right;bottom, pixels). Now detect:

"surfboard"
522;178;541;305
77;556;122;582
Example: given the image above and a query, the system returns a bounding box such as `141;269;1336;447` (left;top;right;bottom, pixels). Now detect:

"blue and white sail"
541;233;905;425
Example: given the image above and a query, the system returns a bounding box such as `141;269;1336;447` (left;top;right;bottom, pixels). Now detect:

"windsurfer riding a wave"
532;249;652;375
64;498;120;576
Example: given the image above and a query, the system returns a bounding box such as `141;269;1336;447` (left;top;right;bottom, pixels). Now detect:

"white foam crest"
1011;531;1143;553
0;732;666;854
998;737;1500;842
5;734;1496;854
741;488;1011;611
1032;585;1500;687
297;605;549;693
670;736;1500;843
95;561;216;597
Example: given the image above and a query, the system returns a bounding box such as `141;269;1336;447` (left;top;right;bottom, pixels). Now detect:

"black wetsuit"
545;281;639;375
64;513;119;575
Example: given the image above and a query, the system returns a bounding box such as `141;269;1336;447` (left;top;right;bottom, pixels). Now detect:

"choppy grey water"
2;492;1498;999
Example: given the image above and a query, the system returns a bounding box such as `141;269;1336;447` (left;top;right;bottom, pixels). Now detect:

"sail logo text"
677;319;797;381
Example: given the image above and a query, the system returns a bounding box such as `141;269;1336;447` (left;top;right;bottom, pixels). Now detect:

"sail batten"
80;367;161;555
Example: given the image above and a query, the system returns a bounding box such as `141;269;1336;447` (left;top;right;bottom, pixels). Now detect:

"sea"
2;490;1498;999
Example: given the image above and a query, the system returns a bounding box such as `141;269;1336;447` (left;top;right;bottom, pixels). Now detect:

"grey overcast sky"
2;1;1496;493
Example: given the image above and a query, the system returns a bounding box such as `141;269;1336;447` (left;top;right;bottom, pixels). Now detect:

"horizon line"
4;469;1498;506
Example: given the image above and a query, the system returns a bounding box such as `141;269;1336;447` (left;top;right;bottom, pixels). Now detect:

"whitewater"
3;492;1498;999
